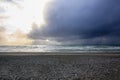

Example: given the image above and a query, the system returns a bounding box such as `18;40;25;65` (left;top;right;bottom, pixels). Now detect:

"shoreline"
0;52;120;56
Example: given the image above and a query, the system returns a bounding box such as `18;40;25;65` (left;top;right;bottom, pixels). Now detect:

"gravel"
0;54;120;80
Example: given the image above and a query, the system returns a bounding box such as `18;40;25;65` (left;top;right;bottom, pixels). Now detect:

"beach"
0;52;120;80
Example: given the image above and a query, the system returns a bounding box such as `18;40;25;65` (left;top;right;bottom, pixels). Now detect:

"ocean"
0;45;120;52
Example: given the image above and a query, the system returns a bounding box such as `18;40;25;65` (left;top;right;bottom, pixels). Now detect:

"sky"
0;0;120;45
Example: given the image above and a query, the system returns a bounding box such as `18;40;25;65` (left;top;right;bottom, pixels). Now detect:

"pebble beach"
0;52;120;80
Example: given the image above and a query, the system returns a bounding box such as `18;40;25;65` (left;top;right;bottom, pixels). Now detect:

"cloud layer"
29;0;120;44
1;0;120;45
0;26;33;45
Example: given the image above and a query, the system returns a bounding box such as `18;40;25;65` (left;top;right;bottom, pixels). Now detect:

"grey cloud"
29;0;120;44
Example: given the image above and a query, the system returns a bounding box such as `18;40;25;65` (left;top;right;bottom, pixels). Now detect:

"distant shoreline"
0;52;120;56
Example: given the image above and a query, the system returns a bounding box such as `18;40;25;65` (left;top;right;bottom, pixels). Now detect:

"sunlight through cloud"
1;0;52;34
0;0;53;45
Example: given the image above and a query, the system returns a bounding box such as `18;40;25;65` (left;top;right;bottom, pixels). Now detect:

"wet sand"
0;52;120;80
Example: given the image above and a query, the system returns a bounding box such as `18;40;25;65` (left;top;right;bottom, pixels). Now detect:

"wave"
0;45;120;52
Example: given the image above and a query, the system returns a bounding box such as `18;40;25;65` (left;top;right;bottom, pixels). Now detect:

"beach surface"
0;52;120;80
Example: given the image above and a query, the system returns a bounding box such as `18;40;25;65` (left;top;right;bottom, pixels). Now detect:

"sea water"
0;45;120;52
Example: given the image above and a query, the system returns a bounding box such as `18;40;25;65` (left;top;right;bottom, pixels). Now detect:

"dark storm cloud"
29;0;120;44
